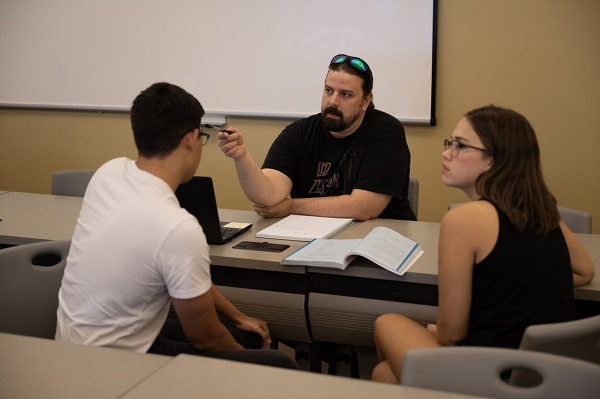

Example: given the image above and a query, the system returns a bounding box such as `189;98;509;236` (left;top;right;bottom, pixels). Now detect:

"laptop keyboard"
221;226;239;240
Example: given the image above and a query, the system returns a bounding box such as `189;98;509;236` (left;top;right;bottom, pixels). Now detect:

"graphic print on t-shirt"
309;161;340;195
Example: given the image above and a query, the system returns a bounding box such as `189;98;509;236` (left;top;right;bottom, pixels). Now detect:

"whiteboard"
0;0;437;125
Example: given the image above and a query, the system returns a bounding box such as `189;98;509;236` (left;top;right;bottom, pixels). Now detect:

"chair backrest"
448;202;462;210
408;177;419;219
51;169;96;197
0;240;71;339
518;314;600;364
401;347;600;399
449;203;592;234
558;206;592;234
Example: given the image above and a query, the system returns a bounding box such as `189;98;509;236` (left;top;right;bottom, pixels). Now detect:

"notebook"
256;215;354;241
175;176;252;245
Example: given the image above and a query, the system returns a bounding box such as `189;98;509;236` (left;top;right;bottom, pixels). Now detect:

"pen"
202;124;230;134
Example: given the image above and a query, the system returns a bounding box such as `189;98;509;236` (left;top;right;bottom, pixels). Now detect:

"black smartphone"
232;241;290;253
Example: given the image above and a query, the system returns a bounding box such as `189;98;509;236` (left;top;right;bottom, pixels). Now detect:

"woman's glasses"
443;139;487;157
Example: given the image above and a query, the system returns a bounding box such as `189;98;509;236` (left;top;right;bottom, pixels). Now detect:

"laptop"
175;176;252;244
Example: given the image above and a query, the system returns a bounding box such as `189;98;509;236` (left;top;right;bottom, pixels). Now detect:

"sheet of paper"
256;215;353;241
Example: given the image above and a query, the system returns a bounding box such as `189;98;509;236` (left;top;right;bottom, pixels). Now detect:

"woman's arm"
559;221;595;286
436;202;498;345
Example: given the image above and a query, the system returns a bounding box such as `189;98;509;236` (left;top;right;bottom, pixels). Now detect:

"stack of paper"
256;215;354;241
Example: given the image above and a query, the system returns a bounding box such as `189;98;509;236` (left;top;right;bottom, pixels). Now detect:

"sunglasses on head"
329;54;372;89
330;54;369;72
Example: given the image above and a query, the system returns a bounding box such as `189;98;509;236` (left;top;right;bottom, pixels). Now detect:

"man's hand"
234;315;272;349
217;128;246;159
253;198;293;218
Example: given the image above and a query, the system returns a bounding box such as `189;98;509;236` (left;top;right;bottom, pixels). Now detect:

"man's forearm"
196;322;245;352
210;284;245;323
291;190;390;221
233;153;290;206
171;293;244;352
233;153;276;205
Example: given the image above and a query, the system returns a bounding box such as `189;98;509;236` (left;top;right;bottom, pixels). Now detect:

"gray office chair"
401;347;600;399
518;314;600;364
0;240;71;339
511;314;600;386
51;169;96;197
448;203;592;234
558;206;592;234
408;177;419;219
447;202;462;211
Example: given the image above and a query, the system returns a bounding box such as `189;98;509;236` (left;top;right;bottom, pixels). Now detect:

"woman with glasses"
371;105;595;384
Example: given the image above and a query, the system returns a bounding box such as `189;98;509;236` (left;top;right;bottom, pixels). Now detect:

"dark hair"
328;61;375;109
130;82;204;158
467;105;559;234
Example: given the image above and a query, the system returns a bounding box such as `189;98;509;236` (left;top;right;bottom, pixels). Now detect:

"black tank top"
460;200;575;348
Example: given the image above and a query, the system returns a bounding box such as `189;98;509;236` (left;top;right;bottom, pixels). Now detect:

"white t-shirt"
56;158;212;352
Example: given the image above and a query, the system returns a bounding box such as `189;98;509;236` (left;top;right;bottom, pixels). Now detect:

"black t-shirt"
262;108;415;220
461;201;575;349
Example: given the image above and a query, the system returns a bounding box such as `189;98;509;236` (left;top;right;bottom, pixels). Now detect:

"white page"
284;239;361;266
282;226;423;274
353;227;423;274
256;215;353;241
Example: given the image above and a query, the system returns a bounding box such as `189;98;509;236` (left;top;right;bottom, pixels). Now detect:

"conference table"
2;191;599;371
0;332;488;399
0;332;170;399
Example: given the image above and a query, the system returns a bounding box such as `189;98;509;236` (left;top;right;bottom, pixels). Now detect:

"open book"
281;226;423;276
256;215;354;241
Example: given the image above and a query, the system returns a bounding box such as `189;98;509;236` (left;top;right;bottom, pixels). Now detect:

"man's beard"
321;106;361;132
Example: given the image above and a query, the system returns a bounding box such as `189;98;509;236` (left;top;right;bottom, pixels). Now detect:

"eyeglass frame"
329;54;373;91
181;128;210;145
443;138;488;157
197;129;210;146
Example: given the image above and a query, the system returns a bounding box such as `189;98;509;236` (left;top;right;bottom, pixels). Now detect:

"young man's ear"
182;129;198;150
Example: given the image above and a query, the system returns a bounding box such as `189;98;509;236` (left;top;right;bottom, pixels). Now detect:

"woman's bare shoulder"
443;200;497;224
441;200;499;262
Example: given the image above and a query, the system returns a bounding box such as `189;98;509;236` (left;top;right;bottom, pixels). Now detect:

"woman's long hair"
468;105;559;234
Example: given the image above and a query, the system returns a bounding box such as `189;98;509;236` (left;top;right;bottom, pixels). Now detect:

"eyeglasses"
180;128;210;145
197;129;210;146
443;139;487;157
329;54;373;89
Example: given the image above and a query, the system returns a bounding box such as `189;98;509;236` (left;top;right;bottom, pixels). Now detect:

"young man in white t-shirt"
56;82;296;369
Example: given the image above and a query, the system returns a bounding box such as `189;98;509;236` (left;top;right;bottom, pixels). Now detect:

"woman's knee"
374;313;409;338
371;360;399;384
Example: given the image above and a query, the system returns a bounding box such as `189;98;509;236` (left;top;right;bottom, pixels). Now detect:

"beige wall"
1;0;599;232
